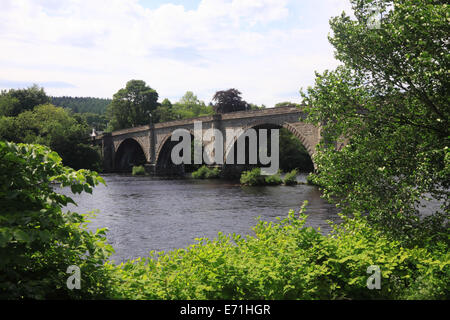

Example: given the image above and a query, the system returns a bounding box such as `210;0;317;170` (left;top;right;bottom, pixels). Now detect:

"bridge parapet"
97;106;325;173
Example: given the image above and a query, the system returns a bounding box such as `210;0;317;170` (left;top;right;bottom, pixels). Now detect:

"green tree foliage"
73;112;108;131
153;93;214;123
301;0;449;242
1;104;101;170
248;103;266;110
213;89;250;114
106;80;159;131
51;96;112;114
0;85;50;117
274;101;303;109
107;204;449;299
171;91;214;120
161;98;172;109
0;142;113;299
264;172;283;186
240;168;282;186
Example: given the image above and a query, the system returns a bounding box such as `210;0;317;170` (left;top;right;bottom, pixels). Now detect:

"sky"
0;0;353;107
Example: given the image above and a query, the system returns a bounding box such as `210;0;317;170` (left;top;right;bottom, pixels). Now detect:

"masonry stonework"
96;106;324;173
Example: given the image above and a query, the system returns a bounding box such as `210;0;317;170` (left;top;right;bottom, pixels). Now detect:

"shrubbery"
240;168;283;186
132;165;146;176
2;142;448;300
191;165;221;179
283;169;298;186
264;172;283;186
107;204;449;300
240;168;266;186
0;142;113;299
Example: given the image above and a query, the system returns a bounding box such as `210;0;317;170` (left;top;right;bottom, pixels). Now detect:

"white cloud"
0;0;353;106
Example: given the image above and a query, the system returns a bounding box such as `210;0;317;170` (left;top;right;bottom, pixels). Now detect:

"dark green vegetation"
283;169;299;186
132;165;146;176
152;91;215;124
212;88;250;114
106;80;159;132
1;0;448;300
0;87;101;170
302;0;449;243
191;166;221;179
51;96;111;114
109;206;449;299
239;168;300;186
51;97;111;131
0;142;112;299
1;142;448;299
240;168;283;186
0;85;50;117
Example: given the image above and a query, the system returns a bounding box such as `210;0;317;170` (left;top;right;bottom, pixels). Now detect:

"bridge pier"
94;106;327;175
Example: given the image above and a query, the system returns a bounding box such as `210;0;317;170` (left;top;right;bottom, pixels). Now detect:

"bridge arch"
114;138;147;171
155;129;209;175
155;129;196;166
224;120;316;169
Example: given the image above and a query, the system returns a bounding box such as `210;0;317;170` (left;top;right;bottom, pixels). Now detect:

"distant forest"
51;96;111;114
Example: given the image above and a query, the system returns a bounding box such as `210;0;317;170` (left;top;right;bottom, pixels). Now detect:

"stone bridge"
95;106;327;174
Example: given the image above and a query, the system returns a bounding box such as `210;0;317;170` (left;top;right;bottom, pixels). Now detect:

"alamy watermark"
170;121;279;175
66;265;81;290
366;265;381;290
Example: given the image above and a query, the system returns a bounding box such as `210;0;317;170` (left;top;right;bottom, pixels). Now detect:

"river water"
60;174;339;263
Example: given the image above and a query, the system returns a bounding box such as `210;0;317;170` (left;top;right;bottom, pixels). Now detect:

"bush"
0;141;114;299
107;203;449;300
240;168;265;186
264;172;283;186
306;173;318;186
240;168;283;186
132;165;146;176
191;165;221;179
284;169;298;185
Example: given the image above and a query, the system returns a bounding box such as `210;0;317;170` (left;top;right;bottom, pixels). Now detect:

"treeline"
51;96;111;114
0;86;101;170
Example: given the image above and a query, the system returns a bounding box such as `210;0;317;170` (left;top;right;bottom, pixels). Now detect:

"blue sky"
0;0;353;106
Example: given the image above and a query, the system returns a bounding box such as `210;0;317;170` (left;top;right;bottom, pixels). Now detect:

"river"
60;174;339;263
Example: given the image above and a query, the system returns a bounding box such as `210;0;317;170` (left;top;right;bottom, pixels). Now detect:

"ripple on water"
60;174;339;263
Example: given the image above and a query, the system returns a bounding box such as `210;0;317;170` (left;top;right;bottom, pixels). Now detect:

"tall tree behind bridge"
106;80;158;131
213;88;250;114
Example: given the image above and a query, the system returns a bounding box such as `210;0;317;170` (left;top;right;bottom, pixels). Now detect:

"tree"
161;98;173;109
6;104;101;170
302;0;449;242
106;80;158;131
274;102;303;109
249;103;266;110
169;91;214;120
179;91;199;105
51;96;112;114
212;89;250;114
0;85;50;117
